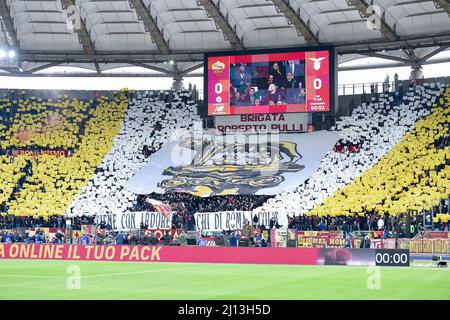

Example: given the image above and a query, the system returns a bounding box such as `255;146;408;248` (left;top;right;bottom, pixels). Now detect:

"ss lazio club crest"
309;57;326;71
211;60;226;77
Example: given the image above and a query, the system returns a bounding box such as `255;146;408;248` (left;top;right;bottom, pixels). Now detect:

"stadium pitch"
0;259;449;300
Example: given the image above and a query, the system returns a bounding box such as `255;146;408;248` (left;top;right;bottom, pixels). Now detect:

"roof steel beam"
419;44;450;61
12;32;450;65
197;0;244;50
94;62;101;74
20;52;205;64
132;62;174;75
346;0;398;41
0;0;18;46
338;32;450;54
363;52;412;64
270;0;320;46
3;71;204;78
61;0;95;55
128;0;170;54
27;62;62;73
180;63;204;75
339;55;450;71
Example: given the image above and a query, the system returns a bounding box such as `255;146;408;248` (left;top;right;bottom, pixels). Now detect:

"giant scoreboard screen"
205;46;336;116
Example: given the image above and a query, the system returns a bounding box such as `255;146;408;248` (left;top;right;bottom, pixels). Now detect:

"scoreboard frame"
203;45;337;118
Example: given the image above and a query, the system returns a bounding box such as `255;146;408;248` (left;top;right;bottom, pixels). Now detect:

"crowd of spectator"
286;213;429;238
210;229;269;248
136;193;271;213
1;208;443;241
1;209;447;248
0;215;95;230
0;227;187;247
134;193;272;230
0;228;65;244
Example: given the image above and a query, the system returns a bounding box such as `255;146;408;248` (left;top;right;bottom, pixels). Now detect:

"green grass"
0;259;449;300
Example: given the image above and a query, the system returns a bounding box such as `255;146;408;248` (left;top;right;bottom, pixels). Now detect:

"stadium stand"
1;0;450;302
67;90;200;217
256;83;447;217
1;84;448;232
309;85;450;221
0;90;130;217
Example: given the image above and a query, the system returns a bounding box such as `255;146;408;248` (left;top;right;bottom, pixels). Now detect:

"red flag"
146;199;172;220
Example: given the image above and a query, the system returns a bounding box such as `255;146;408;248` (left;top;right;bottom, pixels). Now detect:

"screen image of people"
207;49;330;115
230;60;306;107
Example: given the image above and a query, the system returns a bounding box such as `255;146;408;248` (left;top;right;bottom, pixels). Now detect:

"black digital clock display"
375;249;410;266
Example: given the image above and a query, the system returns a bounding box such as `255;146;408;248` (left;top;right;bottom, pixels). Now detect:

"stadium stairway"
0;90;130;217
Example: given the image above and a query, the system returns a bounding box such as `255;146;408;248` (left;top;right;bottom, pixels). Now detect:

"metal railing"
192;76;450;100
1;75;447;103
338;76;450;96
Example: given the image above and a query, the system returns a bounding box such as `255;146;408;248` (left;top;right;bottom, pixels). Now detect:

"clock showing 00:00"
375;249;410;266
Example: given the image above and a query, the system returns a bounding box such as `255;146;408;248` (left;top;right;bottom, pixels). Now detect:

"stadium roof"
0;0;449;77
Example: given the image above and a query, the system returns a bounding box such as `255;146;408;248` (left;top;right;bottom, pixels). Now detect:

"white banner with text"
95;211;172;231
194;211;288;232
215;113;308;134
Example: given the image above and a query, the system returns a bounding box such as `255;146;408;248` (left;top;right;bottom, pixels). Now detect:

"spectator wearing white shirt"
377;217;385;230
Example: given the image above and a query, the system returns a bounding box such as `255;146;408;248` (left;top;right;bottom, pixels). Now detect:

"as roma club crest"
211;60;225;77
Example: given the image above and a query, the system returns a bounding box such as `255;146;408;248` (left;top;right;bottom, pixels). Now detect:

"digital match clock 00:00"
375;249;410;267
